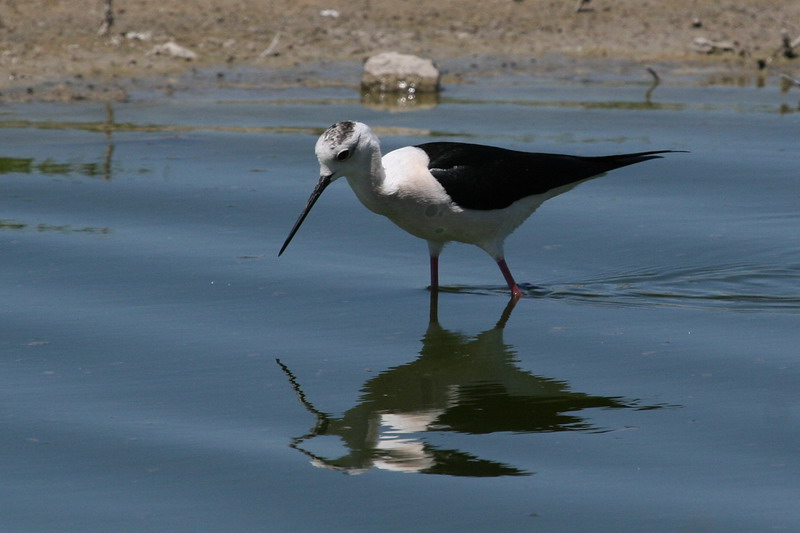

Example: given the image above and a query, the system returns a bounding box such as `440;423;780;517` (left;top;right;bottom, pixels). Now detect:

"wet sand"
0;0;798;101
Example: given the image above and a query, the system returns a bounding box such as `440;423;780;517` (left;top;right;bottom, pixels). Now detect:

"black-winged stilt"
279;121;682;298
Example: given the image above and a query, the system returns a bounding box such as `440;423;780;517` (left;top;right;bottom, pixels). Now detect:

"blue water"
1;75;799;532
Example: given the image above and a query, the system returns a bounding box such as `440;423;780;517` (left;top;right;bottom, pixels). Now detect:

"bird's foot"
510;285;524;300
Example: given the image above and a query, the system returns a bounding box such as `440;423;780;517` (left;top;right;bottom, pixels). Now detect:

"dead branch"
97;0;114;37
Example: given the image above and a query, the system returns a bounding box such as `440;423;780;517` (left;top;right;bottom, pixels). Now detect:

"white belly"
384;193;547;252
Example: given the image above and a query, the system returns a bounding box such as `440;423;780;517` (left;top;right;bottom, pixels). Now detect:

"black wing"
417;142;676;210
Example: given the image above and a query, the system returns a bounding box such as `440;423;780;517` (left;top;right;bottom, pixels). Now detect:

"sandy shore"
0;0;798;101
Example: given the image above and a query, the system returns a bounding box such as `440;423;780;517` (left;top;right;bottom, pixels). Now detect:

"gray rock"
361;52;440;94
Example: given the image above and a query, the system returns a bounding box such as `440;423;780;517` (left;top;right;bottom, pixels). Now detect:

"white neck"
344;138;389;215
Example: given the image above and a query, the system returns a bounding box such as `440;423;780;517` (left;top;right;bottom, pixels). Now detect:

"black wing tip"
598;149;689;165
631;149;689;158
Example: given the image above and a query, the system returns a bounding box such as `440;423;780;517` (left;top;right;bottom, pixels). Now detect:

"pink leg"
429;255;439;292
497;259;523;299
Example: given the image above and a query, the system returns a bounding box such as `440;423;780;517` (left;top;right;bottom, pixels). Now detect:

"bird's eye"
336;149;350;161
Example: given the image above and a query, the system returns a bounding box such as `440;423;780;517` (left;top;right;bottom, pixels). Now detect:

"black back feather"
417;142;677;210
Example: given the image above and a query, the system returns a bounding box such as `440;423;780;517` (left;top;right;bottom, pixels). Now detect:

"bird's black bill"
278;174;332;256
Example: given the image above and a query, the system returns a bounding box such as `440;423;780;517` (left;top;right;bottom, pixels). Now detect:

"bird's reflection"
279;294;659;477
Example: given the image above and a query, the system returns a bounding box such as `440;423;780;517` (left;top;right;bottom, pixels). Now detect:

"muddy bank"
0;0;798;101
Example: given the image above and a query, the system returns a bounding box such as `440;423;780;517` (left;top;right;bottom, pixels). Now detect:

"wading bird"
279;121;680;298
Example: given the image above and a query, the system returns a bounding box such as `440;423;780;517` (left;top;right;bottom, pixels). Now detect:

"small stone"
125;31;153;41
147;41;198;61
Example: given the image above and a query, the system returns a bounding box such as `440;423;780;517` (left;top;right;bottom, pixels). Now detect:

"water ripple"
447;263;800;313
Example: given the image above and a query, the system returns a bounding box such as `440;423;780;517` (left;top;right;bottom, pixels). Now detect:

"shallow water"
1;74;799;532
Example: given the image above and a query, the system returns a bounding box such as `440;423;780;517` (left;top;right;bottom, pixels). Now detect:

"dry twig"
259;32;282;59
97;0;114;37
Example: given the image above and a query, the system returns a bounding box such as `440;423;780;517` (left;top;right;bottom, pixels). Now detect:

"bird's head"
279;121;377;256
314;121;376;182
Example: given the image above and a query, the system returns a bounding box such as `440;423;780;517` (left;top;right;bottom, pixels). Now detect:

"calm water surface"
1;74;799;532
